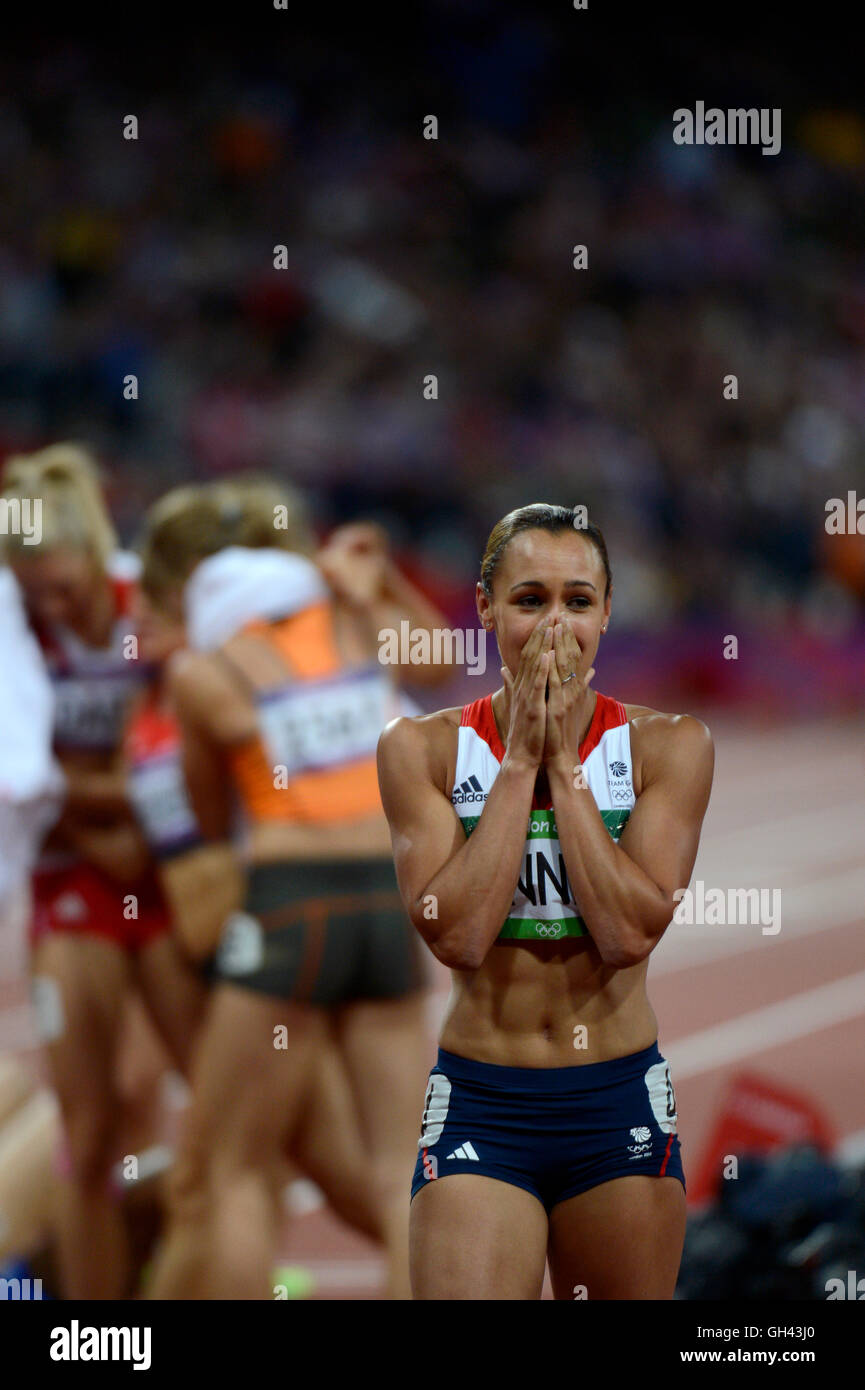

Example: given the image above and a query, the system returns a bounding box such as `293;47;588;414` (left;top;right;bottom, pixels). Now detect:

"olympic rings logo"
536;923;564;938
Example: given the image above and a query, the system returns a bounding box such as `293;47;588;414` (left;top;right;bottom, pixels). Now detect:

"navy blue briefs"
411;1040;685;1213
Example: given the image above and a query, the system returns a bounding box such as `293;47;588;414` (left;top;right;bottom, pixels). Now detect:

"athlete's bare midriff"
43;747;124;854
439;940;659;1067
432;699;666;1068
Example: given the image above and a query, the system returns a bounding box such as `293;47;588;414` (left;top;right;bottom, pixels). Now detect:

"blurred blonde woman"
0;445;203;1298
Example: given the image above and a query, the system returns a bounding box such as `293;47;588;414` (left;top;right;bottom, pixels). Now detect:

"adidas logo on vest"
451;776;486;805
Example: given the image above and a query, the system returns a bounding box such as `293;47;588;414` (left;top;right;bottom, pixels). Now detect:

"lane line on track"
664;969;865;1081
652;872;865;975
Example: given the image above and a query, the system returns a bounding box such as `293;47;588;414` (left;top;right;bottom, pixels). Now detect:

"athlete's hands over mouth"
501;616;595;772
543;617;595;769
500;615;552;769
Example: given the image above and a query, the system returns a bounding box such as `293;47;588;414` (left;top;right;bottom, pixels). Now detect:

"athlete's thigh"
32;933;130;1105
547;1175;687;1300
113;989;174;1106
181;982;329;1167
133;932;207;1075
291;1020;366;1168
411;1174;548;1300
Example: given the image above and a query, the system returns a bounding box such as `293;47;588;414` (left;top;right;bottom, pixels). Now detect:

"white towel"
184;547;329;651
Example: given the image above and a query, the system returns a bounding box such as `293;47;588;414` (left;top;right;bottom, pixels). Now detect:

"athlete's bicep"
617;716;714;907
377;717;464;929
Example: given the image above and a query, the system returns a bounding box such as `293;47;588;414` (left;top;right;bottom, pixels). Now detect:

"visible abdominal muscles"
439;942;658;1068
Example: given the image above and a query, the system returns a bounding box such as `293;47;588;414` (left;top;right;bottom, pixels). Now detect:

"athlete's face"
11;548;103;631
477;529;611;678
134;588;186;664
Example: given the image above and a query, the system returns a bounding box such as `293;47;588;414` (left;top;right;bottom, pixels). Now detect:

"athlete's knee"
208;1164;279;1257
60;1106;119;1190
161;1116;215;1225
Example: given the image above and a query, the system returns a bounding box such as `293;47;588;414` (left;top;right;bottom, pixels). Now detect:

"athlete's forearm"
415;757;537;969
381;558;446;627
373;562;454;687
547;758;672;966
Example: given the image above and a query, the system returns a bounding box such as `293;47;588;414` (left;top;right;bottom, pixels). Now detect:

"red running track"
2;712;863;1298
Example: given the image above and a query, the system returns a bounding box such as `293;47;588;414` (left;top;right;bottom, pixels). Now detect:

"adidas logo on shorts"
451;776;486;805
446;1142;479;1161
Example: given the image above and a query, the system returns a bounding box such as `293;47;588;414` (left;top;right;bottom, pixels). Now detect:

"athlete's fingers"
505;619;546;701
525;614;552;662
515;615;550;685
557;617;575;680
541;623;555;679
560;619;580;673
532;647;552;700
504;621;549;729
321;521;389;556
545;623;563;715
551;619;575;683
519;621;552;694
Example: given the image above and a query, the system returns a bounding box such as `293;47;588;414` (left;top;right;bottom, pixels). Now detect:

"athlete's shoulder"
378;705;463;819
220;625;267;667
164;646;234;709
625;704;714;783
624;702;712;739
377;704;462;773
379;703;462;748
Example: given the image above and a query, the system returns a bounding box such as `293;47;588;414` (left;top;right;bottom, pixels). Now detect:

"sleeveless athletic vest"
35;552;147;753
453;691;635;941
227;601;397;826
125;693;202;860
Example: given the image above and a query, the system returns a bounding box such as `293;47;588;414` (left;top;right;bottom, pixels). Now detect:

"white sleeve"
0;570;64;902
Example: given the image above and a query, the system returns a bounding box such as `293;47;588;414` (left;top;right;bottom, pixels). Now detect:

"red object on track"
690;1070;837;1205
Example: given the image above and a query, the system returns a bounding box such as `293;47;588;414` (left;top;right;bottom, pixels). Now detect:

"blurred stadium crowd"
1;17;864;706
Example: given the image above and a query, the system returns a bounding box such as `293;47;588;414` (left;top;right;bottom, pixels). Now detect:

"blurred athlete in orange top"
145;478;449;1299
124;487;401;1257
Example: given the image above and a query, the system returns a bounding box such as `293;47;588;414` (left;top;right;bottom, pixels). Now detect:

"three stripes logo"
452;775;486;805
446;1142;480;1161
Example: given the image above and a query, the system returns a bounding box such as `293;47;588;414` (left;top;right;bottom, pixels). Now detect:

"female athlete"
0;444;202;1298
377;503;714;1300
144;480;446;1299
127;483;399;1256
